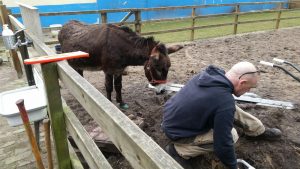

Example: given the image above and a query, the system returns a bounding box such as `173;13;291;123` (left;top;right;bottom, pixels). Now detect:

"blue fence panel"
8;3;99;27
6;0;288;27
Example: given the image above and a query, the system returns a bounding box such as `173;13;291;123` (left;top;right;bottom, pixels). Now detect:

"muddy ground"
61;27;300;169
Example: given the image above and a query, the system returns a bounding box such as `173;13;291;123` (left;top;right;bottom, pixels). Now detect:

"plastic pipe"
260;61;300;82
273;58;300;73
237;159;255;169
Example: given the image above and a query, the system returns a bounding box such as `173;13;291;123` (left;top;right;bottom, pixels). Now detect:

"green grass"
136;10;300;43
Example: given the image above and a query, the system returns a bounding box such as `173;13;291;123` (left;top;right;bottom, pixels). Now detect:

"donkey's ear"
156;43;167;55
167;45;184;54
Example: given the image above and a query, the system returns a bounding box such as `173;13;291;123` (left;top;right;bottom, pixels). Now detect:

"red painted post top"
24;51;89;65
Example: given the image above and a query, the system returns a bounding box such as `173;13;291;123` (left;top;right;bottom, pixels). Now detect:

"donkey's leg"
105;73;113;101
114;74;123;103
114;74;129;109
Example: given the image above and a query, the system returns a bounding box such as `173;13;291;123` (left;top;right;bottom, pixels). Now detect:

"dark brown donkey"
58;20;183;109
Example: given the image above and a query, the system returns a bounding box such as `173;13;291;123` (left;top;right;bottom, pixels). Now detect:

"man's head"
225;62;259;97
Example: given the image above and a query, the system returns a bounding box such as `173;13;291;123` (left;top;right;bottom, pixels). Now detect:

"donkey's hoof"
119;103;129;110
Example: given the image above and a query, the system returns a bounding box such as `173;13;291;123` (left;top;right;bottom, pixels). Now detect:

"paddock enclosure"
2;1;300;169
61;27;300;169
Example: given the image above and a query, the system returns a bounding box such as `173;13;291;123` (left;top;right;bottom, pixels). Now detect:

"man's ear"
240;79;248;86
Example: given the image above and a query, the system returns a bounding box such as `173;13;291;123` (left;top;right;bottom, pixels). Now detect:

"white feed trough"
0;73;47;127
0;86;47;126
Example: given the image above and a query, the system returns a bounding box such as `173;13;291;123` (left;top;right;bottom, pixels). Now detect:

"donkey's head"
144;43;183;86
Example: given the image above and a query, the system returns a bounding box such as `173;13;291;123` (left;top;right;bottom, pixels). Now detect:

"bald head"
226;61;259;97
227;62;258;79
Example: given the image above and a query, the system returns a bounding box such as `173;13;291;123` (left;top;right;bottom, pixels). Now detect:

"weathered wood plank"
238;18;277;25
41;62;72;169
276;10;282;29
100;12;107;23
142;22;234;36
233;5;240;34
280;16;300;20
120;11;134;24
18;3;44;41
63;99;113;169
24;30;55;56
57;61;183;169
8;14;25;30
68;141;84;169
190;8;196;41
0;5;10;25
134;11;141;34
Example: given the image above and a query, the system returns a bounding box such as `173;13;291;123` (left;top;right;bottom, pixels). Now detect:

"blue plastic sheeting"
97;0;288;23
6;0;288;27
238;0;287;11
8;3;99;27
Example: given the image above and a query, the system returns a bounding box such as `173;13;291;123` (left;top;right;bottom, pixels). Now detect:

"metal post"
15;30;35;86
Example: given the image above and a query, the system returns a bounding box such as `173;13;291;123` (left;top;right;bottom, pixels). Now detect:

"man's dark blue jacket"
162;65;237;169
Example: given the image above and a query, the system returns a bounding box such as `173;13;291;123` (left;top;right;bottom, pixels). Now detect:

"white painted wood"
18;3;44;41
8;14;25;30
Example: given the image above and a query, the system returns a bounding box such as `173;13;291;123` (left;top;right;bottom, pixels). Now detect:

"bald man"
162;62;281;169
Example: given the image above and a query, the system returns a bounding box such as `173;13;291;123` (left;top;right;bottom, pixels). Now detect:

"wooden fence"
7;4;183;169
7;1;300;43
1;1;300;169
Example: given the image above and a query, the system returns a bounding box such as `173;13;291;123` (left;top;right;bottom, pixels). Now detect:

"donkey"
58;20;183;109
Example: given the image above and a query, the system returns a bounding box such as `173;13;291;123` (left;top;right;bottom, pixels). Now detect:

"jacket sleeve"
213;110;237;169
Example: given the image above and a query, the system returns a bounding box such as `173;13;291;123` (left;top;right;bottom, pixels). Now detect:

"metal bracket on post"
14;29;41;148
14;29;36;86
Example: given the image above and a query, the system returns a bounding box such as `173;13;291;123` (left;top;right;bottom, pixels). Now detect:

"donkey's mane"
117;25;158;48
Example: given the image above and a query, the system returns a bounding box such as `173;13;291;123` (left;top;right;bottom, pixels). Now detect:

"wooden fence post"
190;7;196;41
0;5;23;78
134;10;141;34
100;11;107;23
41;62;72;169
18;3;44;41
275;3;283;29
233;4;240;35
